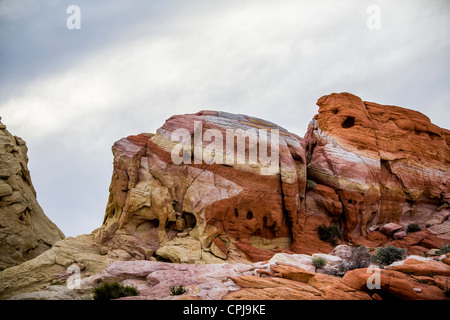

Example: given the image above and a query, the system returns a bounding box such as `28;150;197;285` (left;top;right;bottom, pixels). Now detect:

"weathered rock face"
96;93;449;263
0;234;116;299
0;118;64;270
305;92;450;242
96;111;308;262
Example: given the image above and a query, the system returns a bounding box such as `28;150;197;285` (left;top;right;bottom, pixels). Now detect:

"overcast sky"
0;0;449;237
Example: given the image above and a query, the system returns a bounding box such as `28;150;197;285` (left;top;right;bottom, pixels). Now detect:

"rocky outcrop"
95;93;449;264
305;93;450;243
0;234;116;299
2;92;449;301
0;117;64;270
95;111;309;262
342;258;450;300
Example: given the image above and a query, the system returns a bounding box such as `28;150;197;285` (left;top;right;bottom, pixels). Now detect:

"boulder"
342;267;447;300
389;255;433;267
155;237;203;264
329;245;353;259
268;253;315;272
393;230;407;240
380;223;403;236
388;258;450;276
428;249;441;256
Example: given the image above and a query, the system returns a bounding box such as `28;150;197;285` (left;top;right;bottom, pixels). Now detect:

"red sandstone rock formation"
96;93;450;262
305;92;450;244
96;111;308;262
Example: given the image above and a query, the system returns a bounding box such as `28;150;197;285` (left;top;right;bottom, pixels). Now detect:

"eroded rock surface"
2;93;449;301
7;252;449;300
305;93;450;243
0;117;64;270
95;94;449;264
95;111;309;262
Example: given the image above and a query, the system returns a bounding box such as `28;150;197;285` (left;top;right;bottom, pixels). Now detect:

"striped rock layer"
96;93;450;262
305;93;450;243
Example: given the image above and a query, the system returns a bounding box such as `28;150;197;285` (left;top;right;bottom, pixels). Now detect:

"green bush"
349;246;372;269
406;223;421;233
93;282;139;300
371;245;406;266
323;246;372;277
318;224;341;245
170;285;187;296
312;256;327;269
438;242;450;255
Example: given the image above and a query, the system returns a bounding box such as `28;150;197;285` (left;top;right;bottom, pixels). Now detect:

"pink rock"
393;230;407;240
82;260;255;300
380;223;403;235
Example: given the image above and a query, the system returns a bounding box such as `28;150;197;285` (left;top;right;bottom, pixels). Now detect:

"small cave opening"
247;211;253;220
234;208;239;218
183;212;197;229
18;208;31;222
306;142;317;164
341;116;355;129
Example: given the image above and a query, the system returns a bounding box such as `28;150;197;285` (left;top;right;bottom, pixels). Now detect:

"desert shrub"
93;282;139;300
318;224;341;245
170;285;187;296
438;242;450;255
406;223;421;233
371;245;406;266
323;246;372;277
306;180;317;191
312;256;327;269
349;246;372;269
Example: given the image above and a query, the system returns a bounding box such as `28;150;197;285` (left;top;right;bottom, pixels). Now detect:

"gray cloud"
0;0;449;236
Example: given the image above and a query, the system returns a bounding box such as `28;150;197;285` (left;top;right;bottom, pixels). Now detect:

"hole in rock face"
247;211;253;220
234;208;239;218
348;199;353;204
333;109;339;115
183;212;197;229
341;116;355;128
18;208;31;222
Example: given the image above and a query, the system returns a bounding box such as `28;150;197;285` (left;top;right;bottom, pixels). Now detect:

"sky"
0;0;449;237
